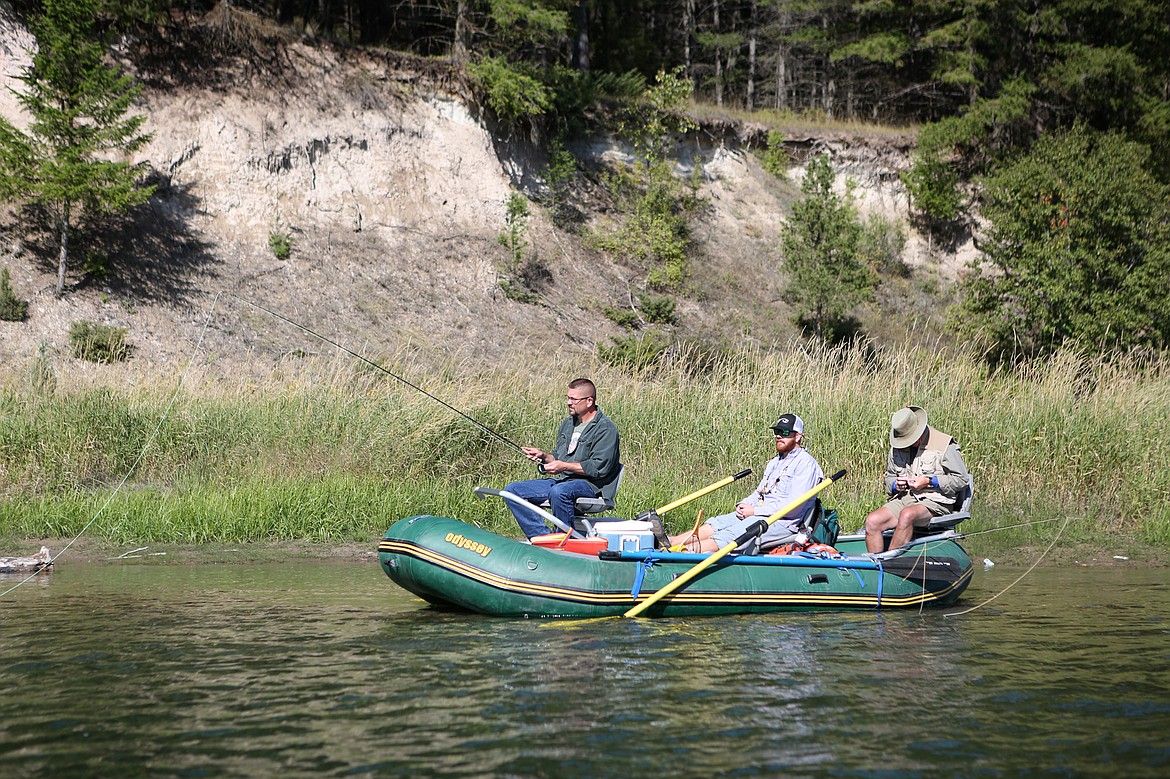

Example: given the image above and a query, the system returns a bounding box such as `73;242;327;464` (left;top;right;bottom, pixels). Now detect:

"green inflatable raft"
378;515;974;618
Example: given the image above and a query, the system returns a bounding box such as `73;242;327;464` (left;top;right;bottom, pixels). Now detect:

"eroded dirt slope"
0;14;946;380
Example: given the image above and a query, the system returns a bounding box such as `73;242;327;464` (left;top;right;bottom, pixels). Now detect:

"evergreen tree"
0;0;154;296
954;125;1170;360
779;153;875;341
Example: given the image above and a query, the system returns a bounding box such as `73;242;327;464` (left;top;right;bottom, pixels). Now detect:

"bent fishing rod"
228;292;526;455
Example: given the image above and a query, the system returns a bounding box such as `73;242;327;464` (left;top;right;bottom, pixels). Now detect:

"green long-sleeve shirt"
539;408;621;494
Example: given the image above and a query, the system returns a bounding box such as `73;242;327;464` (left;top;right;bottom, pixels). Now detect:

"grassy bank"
2;342;1169;556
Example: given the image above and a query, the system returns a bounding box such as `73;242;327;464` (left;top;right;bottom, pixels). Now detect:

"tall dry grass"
2;341;1168;548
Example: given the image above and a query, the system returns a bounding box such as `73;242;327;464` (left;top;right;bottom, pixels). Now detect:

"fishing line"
944;516;1071;618
226;292;526;455
1;293;222;599
957;516;1065;538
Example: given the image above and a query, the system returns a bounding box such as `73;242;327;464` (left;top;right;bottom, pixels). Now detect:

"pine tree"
779;153;875;341
0;0;154;296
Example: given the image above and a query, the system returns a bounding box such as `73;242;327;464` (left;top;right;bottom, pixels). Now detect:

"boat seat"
913;476;973;537
757;498;838;551
540;464;625;531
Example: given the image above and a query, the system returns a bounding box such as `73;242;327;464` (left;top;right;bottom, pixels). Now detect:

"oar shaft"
623;469;846;618
654;469;753;515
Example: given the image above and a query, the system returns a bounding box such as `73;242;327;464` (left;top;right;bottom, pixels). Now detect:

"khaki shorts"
706;512;762;553
882;494;951;518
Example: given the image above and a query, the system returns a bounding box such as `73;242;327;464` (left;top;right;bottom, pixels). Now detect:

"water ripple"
2;563;1168;777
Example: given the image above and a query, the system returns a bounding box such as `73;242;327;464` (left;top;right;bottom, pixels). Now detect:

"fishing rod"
228;293;526;455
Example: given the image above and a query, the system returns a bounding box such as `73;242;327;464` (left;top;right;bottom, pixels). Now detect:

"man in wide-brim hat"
864;405;971;553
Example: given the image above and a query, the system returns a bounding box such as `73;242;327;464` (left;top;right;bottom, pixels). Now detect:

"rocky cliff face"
0;11;965;379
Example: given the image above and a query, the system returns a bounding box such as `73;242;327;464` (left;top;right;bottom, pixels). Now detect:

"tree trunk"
452;1;469;66
713;0;723;106
55;204;70;297
746;1;758;111
572;0;590;70
316;0;334;37
775;7;789;111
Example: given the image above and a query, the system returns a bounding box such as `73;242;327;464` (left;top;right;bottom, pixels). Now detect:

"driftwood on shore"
0;546;53;573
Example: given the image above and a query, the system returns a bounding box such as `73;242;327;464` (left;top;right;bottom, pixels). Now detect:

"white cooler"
595;520;656;552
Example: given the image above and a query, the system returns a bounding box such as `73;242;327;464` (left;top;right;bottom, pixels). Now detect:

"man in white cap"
864;405;971;553
669;412;824;553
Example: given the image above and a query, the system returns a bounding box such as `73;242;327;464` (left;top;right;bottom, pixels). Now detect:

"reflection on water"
1;561;1168;777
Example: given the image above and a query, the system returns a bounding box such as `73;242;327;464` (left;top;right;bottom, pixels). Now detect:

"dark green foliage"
499;277;540;304
901;153;964;227
0;0;155;296
542;139;577;227
592;69;701;291
857;214;908;278
497;191;544;303
779;154;876;341
603;305;640;330
269;229;292;260
593;161;697;291
639;293;678;325
616;67;696;167
82;248;109;280
0;266;29;322
498;191;530;267
94;1;1169;142
468;57;553;122
903;79;1037;229
954;125;1170;360
555;68;646;105
597;331;671;371
69;320;130;363
602;293;678;330
760;131;789;178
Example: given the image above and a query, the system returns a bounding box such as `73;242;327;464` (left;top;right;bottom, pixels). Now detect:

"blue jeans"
504;478;597;539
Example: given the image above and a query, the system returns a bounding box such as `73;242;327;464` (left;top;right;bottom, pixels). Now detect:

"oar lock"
635;509;671;547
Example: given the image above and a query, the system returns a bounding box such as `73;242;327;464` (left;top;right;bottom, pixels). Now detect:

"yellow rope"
944;516;1070;618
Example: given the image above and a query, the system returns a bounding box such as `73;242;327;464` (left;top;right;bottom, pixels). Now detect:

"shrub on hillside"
69;319;130;363
858;215;908;277
597;331;671;371
953;125;1170;360
760;130;789;177
603;305;641;330
639;294;678;325
269;228;292;260
0;266;29;321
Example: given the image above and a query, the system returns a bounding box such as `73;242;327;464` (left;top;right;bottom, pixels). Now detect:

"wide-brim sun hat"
890;406;928;448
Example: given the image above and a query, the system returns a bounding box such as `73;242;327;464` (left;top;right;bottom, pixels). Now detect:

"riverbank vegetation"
3;343;1168;560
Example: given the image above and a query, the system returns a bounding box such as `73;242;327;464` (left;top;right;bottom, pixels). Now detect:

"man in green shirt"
504;378;622;539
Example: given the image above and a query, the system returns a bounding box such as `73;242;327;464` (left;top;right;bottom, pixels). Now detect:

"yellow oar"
650;469;753;517
623;469;847;619
636;469;752;549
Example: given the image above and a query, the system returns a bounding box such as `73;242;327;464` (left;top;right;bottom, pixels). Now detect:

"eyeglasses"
773;429;796;438
567;396;593;404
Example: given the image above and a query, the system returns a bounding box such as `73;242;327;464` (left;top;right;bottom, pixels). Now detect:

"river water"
1;558;1167;778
